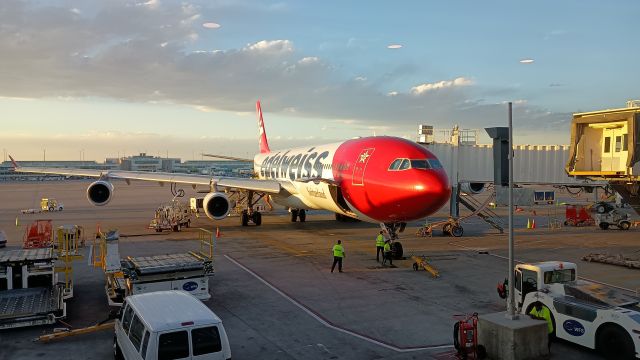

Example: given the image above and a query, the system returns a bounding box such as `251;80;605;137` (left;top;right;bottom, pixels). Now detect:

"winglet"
256;100;271;154
8;155;19;169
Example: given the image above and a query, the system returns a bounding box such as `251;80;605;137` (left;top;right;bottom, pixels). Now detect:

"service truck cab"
114;291;231;360
513;261;640;359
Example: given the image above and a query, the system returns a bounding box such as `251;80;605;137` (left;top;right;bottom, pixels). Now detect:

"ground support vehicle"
93;229;215;306
595;210;632;230
148;200;191;232
564;204;595;226
512;261;640;359
0;248;66;329
21;198;64;214
114;291;231;360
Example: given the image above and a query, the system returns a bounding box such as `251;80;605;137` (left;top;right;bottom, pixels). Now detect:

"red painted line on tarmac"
224;254;453;353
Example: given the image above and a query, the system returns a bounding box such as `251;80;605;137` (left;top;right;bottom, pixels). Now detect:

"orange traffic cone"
531;219;536;229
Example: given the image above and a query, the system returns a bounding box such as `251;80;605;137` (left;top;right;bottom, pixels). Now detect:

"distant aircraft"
11;101;451;239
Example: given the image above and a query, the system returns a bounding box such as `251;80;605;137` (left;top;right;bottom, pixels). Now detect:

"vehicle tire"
291;209;298;222
113;336;124;360
155;228;162;233
595;204;606;214
299;209;306;222
563;220;569;226
599;222;609;230
391;242;403;259
253;212;262;226
453;322;460;350
335;213;343;222
413;263;419;271
442;223;452;236
451;225;463;237
58;207;63;211
619;221;630;230
49;206;54;212
241;211;249;226
597;325;635;360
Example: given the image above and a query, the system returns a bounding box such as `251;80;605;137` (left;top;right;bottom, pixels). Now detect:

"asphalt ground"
0;180;638;359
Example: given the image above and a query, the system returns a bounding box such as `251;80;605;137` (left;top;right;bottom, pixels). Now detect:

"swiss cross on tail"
256;101;271;154
352;148;374;186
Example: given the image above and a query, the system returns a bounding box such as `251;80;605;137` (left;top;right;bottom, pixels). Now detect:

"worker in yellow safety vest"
381;239;393;266
529;302;554;352
375;231;385;262
331;240;345;273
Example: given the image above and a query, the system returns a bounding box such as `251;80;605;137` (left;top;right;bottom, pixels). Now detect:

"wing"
13;165;282;194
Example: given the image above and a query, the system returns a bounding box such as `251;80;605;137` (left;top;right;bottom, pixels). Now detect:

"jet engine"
460;182;486;195
203;192;232;220
87;180;114;206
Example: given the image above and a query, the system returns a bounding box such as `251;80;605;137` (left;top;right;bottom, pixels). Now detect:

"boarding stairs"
458;192;505;233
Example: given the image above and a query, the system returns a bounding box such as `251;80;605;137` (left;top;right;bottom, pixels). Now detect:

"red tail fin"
256;101;271;154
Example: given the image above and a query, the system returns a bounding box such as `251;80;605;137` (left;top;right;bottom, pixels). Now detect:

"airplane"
10;101;451;243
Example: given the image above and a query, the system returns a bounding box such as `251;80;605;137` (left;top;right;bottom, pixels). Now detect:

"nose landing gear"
380;222;406;259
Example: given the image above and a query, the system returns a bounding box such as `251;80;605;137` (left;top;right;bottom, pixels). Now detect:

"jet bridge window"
615;136;622;152
604;136;611;153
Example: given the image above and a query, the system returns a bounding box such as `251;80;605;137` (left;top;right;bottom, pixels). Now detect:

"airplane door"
352;148;374;186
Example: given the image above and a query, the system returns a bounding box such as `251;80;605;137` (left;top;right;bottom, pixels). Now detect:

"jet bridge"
566;101;640;213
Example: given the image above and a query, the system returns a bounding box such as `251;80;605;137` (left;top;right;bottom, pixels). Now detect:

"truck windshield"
544;269;575;284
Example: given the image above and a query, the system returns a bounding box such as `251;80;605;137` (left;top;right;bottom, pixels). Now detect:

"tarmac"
0;180;639;359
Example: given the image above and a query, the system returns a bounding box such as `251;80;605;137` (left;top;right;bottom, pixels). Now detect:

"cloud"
410;77;473;95
519;59;535;64
0;1;568;138
202;22;221;29
387;44;403;49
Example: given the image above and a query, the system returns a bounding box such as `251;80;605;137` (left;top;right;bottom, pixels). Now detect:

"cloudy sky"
1;0;638;161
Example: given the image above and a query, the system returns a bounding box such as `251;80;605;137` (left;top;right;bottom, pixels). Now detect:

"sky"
1;0;638;161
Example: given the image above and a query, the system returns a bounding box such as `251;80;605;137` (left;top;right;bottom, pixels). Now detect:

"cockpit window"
428;159;443;169
410;160;431;170
388;159;403;171
399;159;411;170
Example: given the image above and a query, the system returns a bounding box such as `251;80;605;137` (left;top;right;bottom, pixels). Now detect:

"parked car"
114;291;231;360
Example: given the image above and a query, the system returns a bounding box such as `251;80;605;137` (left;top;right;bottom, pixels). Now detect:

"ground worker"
381;239;392;266
331;240;345;273
375;231;385;262
529;302;554;352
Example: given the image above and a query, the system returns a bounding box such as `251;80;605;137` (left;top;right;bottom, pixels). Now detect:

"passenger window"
192;326;222;355
615;136;622;152
388;159;402;170
128;315;145;351
410;160;430;170
428;159;443;169
122;306;134;335
515;271;522;291
399;159;411;170
158;331;189;360
622;134;628;151
141;331;150;359
604;136;611;153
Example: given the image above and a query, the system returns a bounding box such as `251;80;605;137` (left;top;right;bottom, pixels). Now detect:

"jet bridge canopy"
566;106;640;179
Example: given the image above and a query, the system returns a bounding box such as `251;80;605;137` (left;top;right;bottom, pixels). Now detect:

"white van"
114;291;231;360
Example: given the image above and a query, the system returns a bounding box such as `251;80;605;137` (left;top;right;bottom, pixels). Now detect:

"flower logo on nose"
359;150;371;163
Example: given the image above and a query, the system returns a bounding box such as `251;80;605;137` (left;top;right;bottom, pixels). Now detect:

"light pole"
507;101;517;319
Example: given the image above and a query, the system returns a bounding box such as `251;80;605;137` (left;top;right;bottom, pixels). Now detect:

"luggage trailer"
0;249;66;329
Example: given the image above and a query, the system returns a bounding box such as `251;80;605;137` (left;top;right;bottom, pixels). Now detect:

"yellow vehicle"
40;198;64;212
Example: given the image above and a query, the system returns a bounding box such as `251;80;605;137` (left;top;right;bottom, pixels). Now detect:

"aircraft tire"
291;209;298;222
241;211;249;226
253;212;262;226
391;242;403;259
299;209;306;222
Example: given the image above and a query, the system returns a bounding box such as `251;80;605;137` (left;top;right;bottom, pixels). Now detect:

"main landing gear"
290;209;306;222
238;190;266;227
381;222;406;260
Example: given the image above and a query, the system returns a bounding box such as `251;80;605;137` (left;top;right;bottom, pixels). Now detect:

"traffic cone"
527;218;531;229
532;219;536;229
